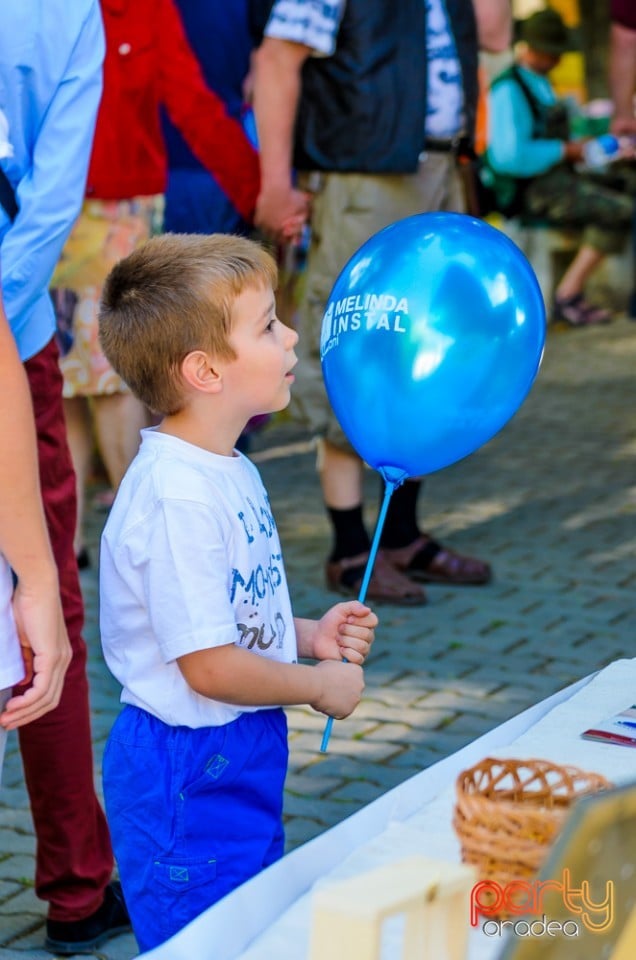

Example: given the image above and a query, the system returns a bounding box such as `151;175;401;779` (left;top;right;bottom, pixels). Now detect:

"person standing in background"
609;0;636;137
251;0;510;606
0;281;71;771
162;0;270;451
0;2;132;953
163;0;256;237
54;0;261;567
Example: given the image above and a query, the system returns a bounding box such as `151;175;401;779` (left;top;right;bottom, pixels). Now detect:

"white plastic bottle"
578;134;620;171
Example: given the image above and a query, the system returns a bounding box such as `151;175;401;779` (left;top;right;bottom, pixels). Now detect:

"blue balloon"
320;212;546;485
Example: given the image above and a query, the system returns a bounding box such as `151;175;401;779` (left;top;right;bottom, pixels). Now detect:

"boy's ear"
180;350;223;394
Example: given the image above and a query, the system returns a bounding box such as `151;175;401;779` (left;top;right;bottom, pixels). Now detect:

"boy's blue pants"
102;705;288;952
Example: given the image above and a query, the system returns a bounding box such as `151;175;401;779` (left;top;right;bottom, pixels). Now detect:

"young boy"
97;233;377;951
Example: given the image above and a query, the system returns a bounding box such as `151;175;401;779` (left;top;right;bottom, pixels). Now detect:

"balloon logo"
320;212;546;485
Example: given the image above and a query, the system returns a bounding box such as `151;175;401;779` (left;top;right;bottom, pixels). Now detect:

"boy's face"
224;282;299;418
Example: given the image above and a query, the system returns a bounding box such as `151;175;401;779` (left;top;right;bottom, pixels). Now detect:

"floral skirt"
53;196;162;398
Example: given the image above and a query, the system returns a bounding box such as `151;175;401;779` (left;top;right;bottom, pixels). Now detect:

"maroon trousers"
19;338;113;921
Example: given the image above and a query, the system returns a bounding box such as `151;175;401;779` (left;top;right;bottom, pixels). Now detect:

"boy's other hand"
311;660;365;719
313;601;378;664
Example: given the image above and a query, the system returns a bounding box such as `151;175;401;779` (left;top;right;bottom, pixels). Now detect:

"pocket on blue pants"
153;854;218;942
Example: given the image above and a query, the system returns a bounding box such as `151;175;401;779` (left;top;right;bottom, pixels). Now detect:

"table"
140;659;636;960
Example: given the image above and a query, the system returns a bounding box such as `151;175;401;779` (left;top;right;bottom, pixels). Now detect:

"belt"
420;135;472;158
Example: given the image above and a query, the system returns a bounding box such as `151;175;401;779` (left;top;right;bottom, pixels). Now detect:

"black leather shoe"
45;882;131;955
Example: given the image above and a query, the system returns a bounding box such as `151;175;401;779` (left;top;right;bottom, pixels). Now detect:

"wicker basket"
453;757;611;890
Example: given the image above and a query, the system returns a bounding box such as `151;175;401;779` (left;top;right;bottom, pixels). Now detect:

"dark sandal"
553;294;612;327
382;534;491;585
326;551;427;606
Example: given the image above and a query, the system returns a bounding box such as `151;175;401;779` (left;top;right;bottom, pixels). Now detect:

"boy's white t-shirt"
100;429;298;729
0;557;24;690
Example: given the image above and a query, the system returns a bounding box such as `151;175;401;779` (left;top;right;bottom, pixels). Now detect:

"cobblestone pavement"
1;316;635;958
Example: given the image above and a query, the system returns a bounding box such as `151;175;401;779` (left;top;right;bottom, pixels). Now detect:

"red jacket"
86;0;259;221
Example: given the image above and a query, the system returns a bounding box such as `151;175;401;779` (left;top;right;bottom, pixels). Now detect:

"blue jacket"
0;1;104;361
162;0;254;236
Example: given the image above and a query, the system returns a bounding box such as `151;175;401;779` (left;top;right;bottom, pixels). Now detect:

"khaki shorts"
289;153;465;453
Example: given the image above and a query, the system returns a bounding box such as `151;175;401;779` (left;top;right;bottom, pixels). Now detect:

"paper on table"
582;702;636;747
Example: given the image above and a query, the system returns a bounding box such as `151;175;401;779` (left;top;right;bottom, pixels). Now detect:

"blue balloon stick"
319;479;397;753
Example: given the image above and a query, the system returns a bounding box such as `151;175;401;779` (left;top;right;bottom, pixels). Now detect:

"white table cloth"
141;659;636;960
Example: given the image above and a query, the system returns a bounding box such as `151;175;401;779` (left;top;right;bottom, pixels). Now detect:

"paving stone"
0;858;36;887
329;763;410;799
100;932;140;960
283;819;323;850
0;889;41;918
0;836;34;859
0;789;29;812
0;948;49;960
0;912;44;948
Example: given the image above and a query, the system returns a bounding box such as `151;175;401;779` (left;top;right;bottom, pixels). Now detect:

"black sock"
379;479;422;548
327;506;371;562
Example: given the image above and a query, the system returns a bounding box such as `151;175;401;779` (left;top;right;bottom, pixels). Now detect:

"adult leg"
380;480;491;585
56;198;156;514
20;339;115;923
62;396;93;557
319;440;364;511
92;391;146;488
319;439;427;603
526;165;631;324
298;171;427;604
369;156;489;584
553;245;611;325
556;245;606;300
303;158;490;599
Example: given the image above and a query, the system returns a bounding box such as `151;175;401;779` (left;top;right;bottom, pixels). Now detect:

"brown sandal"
326;550;427;606
382;534;491;585
553;294;612;327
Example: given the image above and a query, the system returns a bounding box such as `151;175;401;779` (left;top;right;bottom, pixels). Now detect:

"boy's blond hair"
99;233;278;415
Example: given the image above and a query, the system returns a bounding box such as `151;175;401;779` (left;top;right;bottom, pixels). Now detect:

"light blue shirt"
0;1;104;361
487;65;565;179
